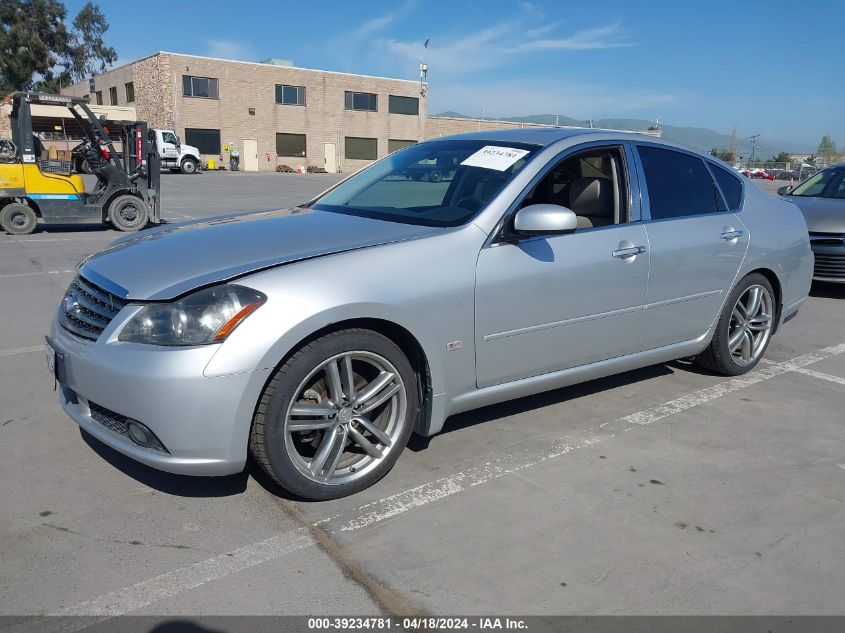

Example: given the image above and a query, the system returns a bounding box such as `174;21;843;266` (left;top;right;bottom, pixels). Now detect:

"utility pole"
749;134;760;167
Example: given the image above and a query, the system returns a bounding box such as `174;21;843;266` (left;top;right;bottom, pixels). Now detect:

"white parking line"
43;340;845;618
0;345;43;358
792;367;845;386
320;344;845;533
0;270;74;279
51;530;313;617
2;236;112;243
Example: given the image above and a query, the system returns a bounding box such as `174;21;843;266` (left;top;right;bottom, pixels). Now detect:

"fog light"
126;419;151;446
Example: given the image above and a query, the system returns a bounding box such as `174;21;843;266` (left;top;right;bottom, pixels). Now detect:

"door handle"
612;245;646;259
720;229;744;240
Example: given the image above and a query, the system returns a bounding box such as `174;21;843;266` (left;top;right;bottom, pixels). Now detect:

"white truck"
155;130;202;174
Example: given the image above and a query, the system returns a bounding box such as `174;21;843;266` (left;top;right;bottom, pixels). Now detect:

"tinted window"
95;91;102;105
315;140;538;227
709;163;743;211
388;95;419;115
638;146;720;219
275;84;305;105
276;133;306;157
183;75;219;99
791;168;845;198
345;91;377;111
184;128;220;154
109;86;118;105
345;136;377;160
124;81;134;103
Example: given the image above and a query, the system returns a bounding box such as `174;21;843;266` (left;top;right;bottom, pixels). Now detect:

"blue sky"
69;1;843;150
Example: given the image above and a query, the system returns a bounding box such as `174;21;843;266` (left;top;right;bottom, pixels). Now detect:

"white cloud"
373;17;633;78
204;39;254;61
354;0;418;39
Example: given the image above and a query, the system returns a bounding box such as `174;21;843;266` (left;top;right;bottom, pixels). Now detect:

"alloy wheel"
283;351;408;486
728;284;773;366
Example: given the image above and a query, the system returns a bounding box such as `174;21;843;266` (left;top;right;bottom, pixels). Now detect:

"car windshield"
311;140;540;227
790;168;845;198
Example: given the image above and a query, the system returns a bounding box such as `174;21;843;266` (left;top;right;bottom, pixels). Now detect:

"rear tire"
0;203;37;235
250;329;418;500
108;195;148;232
180;158;198;174
695;273;775;376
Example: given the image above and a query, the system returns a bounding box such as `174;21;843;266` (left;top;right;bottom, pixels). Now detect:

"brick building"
63;52;427;173
60;51;659;173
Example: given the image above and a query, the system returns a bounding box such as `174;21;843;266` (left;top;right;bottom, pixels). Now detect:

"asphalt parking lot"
1;171;844;623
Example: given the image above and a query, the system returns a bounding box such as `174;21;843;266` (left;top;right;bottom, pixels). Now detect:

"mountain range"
433;112;810;158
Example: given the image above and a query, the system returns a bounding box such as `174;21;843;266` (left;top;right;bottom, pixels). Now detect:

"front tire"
180;158;198;174
108;195;149;232
695;273;775;375
0;203;37;235
250;329;418;500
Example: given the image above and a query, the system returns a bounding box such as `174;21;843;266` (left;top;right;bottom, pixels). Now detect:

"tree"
0;0;70;93
710;148;735;163
0;1;115;94
817;135;839;165
771;151;791;164
804;154;818;166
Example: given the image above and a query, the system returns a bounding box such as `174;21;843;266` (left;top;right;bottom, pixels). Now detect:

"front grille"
88;401;168;453
813;252;845;279
59;276;127;341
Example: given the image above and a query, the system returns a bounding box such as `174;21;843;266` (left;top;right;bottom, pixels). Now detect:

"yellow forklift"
0;92;160;235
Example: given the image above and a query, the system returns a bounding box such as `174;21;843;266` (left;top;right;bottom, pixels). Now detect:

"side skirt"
419;331;713;436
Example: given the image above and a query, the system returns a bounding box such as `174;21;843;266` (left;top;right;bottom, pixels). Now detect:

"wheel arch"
254;317;434;436
745;267;783;333
102;189;142;220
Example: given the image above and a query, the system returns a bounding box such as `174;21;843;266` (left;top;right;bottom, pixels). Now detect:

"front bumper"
810;237;845;283
50;313;272;476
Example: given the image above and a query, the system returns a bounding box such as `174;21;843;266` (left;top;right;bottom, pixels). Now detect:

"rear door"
634;144;749;349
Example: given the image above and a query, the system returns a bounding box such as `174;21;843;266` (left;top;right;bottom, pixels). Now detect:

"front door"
635;144;748;348
475;226;649;387
243;139;258;172
324;143;337;173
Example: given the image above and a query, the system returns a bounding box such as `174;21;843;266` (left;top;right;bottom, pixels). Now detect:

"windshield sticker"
460;146;530;171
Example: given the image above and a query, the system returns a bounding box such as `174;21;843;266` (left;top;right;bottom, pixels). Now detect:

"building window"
388;139;417;153
276;133;306;157
275;85;305;106
388;95;419;116
109;86;118;106
95;91;102;105
345;136;377;160
182;75;219;99
125;82;135;103
184;128;221;154
344;91;377;112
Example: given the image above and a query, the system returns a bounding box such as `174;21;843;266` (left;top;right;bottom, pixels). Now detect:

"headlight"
118;284;266;346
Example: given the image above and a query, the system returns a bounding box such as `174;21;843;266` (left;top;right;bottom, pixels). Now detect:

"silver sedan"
48;129;813;500
778;164;845;282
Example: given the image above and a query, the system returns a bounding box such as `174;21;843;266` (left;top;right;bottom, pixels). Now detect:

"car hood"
181;144;200;156
78;208;441;301
783;195;845;233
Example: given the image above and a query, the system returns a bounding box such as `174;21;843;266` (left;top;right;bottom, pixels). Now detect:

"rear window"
638;146;721;220
709;163;744;211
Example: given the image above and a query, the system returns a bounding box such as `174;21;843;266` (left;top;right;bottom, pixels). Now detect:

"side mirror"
513;204;578;236
777;186;791;196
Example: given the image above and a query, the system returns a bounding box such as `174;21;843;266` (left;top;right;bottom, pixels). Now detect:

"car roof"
427;126;653;147
423;126;703;155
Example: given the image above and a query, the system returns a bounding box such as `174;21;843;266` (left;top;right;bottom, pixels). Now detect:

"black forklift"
0;92;161;235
